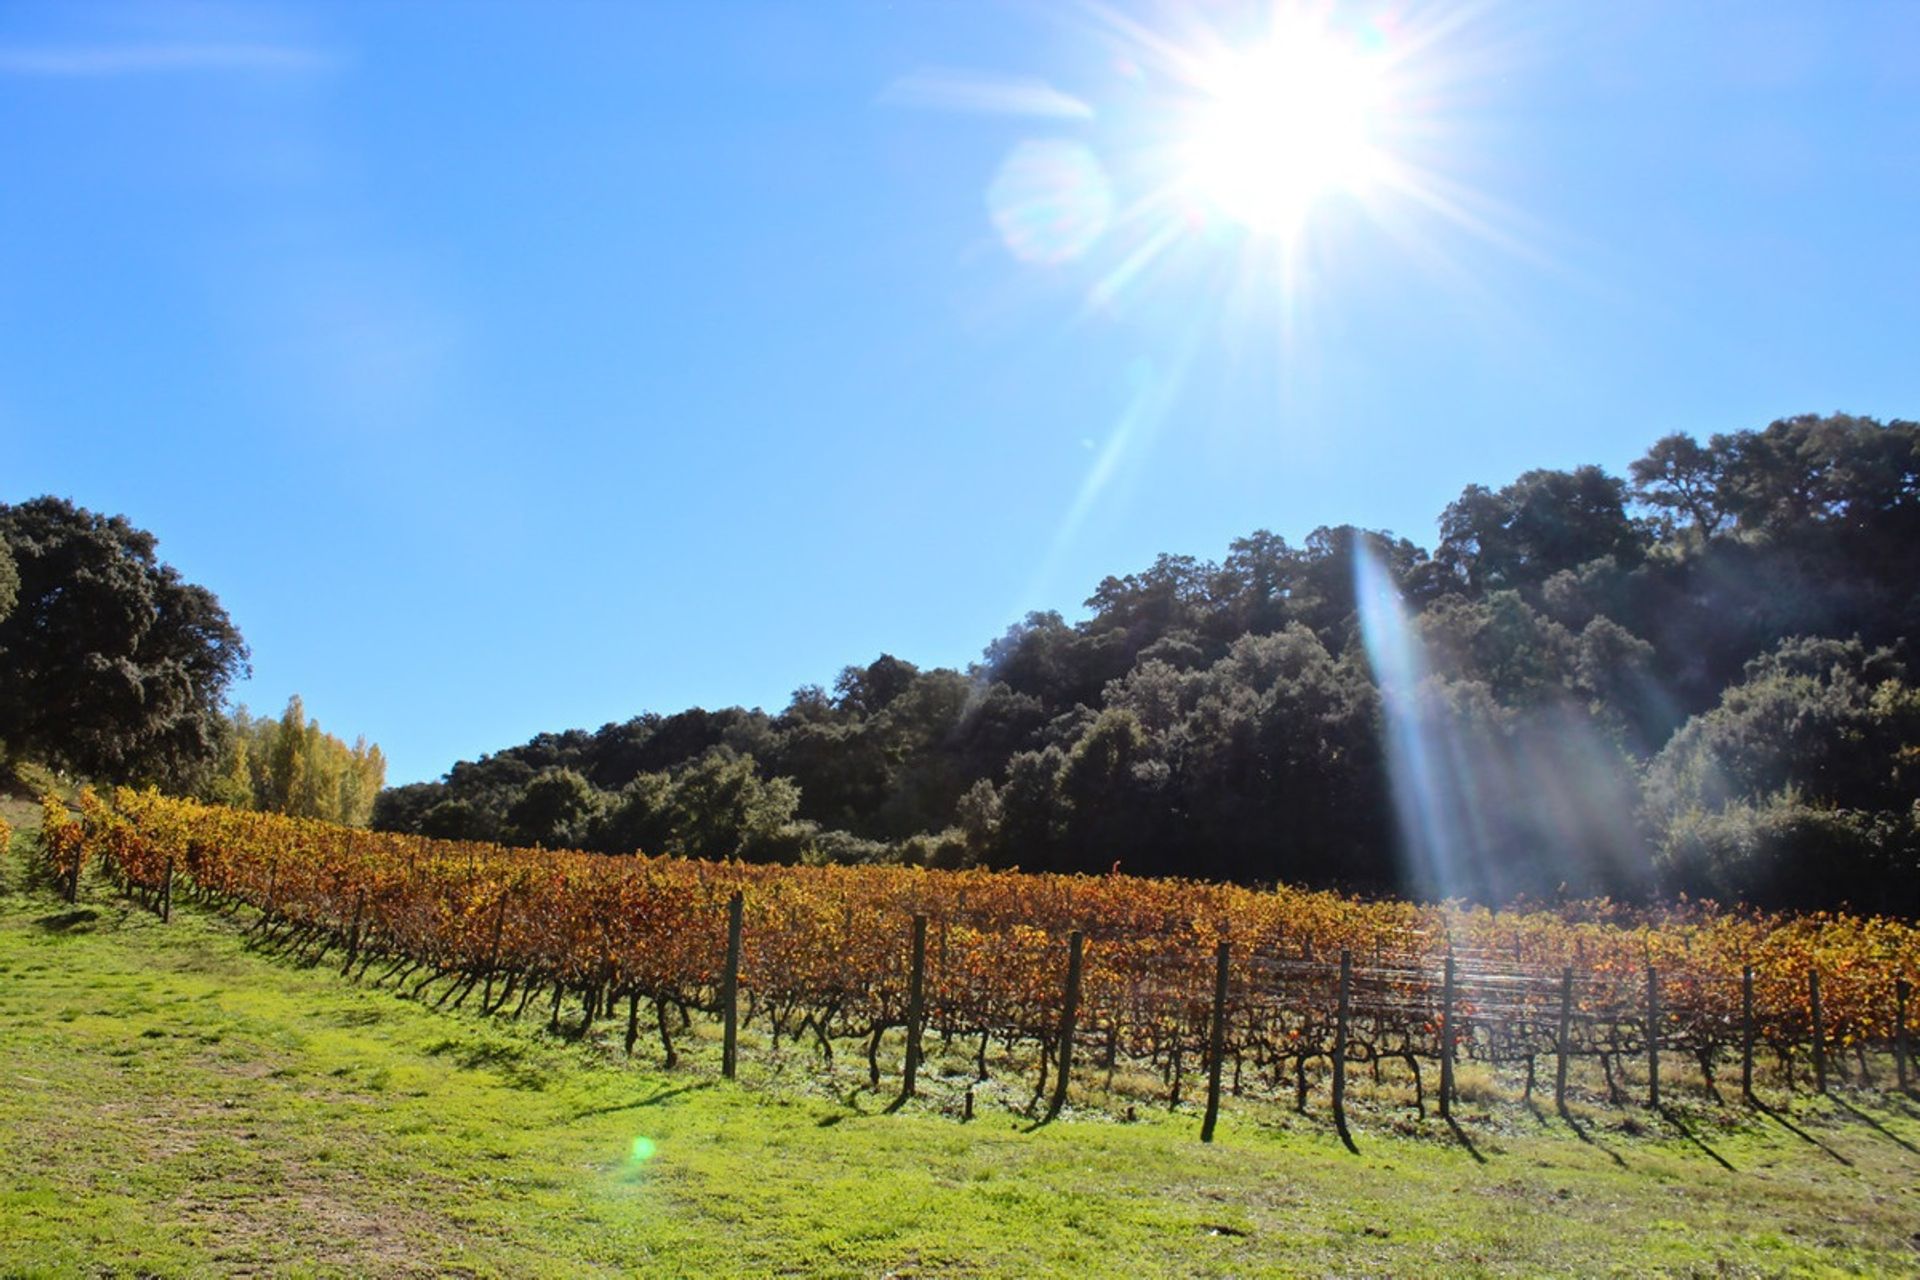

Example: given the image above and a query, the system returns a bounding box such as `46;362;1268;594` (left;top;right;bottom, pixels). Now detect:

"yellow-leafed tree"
216;696;386;827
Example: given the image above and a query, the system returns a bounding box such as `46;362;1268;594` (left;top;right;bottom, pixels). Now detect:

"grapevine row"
62;789;1920;1125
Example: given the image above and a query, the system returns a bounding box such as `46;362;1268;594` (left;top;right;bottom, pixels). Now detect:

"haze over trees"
375;414;1920;914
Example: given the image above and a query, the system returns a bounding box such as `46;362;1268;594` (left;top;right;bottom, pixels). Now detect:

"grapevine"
72;789;1920;1122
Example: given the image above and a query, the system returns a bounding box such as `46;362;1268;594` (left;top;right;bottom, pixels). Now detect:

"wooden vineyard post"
1332;949;1356;1152
64;838;81;904
1896;978;1911;1096
341;890;366;978
1741;965;1756;1103
1809;969;1826;1095
1045;931;1084;1121
901;914;928;1100
721;891;744;1080
160;857;174;923
1645;965;1660;1110
1201;940;1231;1143
1439;953;1456;1121
481;889;510;1010
1554;966;1574;1116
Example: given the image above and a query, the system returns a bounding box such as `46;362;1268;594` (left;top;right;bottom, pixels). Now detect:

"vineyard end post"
1333;948;1356;1153
1809;969;1826;1095
1438;953;1456;1121
1645;965;1660;1111
1896;977;1911;1096
341;889;366;978
160;857;174;923
1554;966;1573;1117
1045;931;1084;1121
722;891;744;1080
902;914;928;1100
1741;965;1755;1103
1201;940;1230;1143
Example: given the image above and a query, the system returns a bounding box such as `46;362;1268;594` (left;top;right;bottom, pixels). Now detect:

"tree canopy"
0;497;248;789
211;696;388;828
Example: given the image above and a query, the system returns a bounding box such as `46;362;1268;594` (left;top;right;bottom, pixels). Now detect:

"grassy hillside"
2;839;1918;1277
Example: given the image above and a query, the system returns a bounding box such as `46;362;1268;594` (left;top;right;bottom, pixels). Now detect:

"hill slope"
2;844;1918;1276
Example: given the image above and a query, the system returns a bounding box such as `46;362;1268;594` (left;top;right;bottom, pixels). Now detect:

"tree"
1287;526;1435;641
507;768;602;848
1084;553;1210;658
219;696;388;826
1629;433;1729;540
659;749;804;862
1644;637;1920;908
0;497;248;786
1437;467;1645;594
1645;637;1916;821
1211;530;1297;639
1711;414;1920;550
993;746;1069;870
833;654;919;715
597;771;678;854
1055;707;1158;869
1417;592;1578;707
0;539;16;627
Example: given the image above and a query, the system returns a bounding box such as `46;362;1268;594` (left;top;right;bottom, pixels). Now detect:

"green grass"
2;840;1919;1277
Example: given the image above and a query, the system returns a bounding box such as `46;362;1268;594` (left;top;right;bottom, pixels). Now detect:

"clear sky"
4;1;1917;785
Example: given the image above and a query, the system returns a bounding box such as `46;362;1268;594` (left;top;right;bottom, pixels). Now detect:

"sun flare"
1178;20;1391;236
955;0;1499;320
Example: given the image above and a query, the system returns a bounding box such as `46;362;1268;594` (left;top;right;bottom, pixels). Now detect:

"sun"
956;0;1495;314
1177;18;1391;236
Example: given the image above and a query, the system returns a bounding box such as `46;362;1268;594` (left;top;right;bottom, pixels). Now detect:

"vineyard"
44;789;1920;1140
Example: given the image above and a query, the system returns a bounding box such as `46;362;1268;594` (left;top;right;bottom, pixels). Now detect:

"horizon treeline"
373;413;1920;913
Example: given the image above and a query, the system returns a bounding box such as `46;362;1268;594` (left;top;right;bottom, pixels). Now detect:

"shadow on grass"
1529;1099;1627;1169
1443;1115;1488;1165
1750;1096;1852;1167
571;1084;705;1120
418;1036;541;1090
1827;1093;1920;1156
1880;1091;1920;1122
33;908;99;932
1658;1106;1735;1172
814;1085;877;1129
1019;1104;1056;1134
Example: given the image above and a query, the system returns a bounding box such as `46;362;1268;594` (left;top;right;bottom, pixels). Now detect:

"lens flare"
628;1135;657;1164
937;0;1537;326
1354;541;1465;901
1357;542;1658;903
987;139;1114;265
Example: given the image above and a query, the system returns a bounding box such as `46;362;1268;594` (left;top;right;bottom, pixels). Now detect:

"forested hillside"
375;414;1920;911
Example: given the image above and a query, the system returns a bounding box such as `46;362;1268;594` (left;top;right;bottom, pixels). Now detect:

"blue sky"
4;1;1917;785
